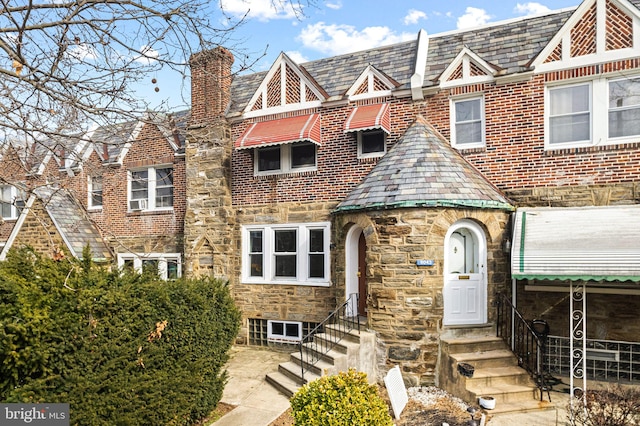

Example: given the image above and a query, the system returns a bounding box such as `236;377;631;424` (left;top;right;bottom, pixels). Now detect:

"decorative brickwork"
285;65;301;104
544;42;563;63
449;64;463;81
606;0;633;50
354;79;368;95
469;61;485;77
571;3;597;57
372;75;387;92
266;67;282;108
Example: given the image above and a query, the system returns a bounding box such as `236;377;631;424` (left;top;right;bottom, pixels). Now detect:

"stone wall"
333;207;511;386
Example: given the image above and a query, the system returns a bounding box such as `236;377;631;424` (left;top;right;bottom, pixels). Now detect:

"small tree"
290;369;393;426
569;385;640;426
0;246;241;425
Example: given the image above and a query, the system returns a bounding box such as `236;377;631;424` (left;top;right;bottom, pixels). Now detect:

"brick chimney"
189;46;234;126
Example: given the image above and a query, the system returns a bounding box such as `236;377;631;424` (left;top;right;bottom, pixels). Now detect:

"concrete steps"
265;324;376;398
439;333;553;416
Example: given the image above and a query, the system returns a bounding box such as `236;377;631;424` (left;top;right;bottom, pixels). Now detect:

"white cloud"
456;7;492;29
325;0;342;10
404;9;427;26
514;2;551;16
67;43;98;61
220;0;303;21
134;45;159;64
297;22;415;56
285;50;310;63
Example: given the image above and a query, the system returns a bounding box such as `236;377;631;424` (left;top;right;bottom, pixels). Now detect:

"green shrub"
0;246;241;425
290;369;393;426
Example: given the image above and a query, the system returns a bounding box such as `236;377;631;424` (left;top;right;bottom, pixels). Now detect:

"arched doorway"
443;220;487;326
345;225;367;317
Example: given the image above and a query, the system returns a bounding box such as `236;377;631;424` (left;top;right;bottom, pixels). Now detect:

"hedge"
0;246;241;425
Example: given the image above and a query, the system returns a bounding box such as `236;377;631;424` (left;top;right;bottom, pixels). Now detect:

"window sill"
126;209;174;216
253;169;318;179
241;280;331;287
544;140;640;156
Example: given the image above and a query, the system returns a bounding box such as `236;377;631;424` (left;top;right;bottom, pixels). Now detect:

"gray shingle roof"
227;7;585;115
334;116;513;213
34;186;111;260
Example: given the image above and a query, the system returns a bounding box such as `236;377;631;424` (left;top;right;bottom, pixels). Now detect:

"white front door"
444;222;487;326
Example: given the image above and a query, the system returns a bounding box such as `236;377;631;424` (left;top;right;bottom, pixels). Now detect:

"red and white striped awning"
234;114;321;149
344;103;390;134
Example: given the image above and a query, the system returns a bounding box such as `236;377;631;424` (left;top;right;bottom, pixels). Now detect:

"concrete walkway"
212;346;290;426
212;345;574;426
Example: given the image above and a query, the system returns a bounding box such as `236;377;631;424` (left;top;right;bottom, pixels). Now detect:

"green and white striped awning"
511;205;640;282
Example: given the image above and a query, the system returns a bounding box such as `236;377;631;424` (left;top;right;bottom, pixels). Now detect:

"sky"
141;0;581;111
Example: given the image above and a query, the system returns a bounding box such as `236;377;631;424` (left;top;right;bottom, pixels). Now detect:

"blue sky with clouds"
143;0;581;110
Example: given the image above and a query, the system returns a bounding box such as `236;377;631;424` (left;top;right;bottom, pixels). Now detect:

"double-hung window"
0;186;25;220
608;77;640;139
128;166;173;211
88;176;103;209
546;75;640;149
255;142;317;175
548;83;591;145
243;222;330;286
451;96;485;148
117;253;181;280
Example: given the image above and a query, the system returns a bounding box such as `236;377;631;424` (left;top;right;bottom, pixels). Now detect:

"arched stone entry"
345;225;367;317
443;219;487;326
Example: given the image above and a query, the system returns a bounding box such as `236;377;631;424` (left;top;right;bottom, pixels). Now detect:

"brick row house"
184;0;640;398
2;0;640;405
0;111;188;279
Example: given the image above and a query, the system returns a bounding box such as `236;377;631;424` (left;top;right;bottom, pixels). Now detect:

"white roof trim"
0;193;36;261
411;29;429;101
439;47;498;89
533;0;640;73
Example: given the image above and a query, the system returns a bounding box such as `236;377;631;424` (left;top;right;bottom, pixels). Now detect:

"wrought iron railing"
299;293;360;382
496;292;552;402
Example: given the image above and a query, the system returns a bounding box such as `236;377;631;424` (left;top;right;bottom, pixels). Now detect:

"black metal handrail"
299;293;360;382
496;292;551;402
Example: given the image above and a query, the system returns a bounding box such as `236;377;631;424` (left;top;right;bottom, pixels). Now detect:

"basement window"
268;320;302;342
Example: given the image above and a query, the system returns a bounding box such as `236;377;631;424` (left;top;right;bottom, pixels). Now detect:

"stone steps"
439;334;552;415
265;326;376;398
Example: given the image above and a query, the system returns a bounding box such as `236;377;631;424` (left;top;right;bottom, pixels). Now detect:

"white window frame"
357;129;387;159
450;95;486;149
267;320;302;342
0;186;24;220
241;222;331;286
545;74;640;150
254;142;317;176
117;253;182;280
127;165;173;212
607;75;640;141
88;175;103;210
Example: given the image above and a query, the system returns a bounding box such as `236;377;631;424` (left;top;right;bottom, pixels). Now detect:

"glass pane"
249;254;263;277
609;78;640;109
285;323;299;337
275;255;296;277
550;113;590;144
258;146;281;171
291;142;316;168
156;168;173;186
361;130;385;154
456;121;482;144
275;229;296;252
550;85;589;115
131;170;148;199
91;193;103;206
0;202;11;218
609;108;640;138
455;99;481;121
309;229;324;253
309;254;324;278
155;187;173;207
123;259;135;272
167;260;179;280
271;322;283;336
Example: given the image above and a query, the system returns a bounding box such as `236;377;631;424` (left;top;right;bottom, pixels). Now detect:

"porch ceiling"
511;205;640;282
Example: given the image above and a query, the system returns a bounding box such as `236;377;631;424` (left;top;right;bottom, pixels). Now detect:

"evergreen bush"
0;246;240;425
290;369;393;426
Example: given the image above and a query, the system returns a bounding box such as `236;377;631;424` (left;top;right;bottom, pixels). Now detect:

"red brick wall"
230;98;420;205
